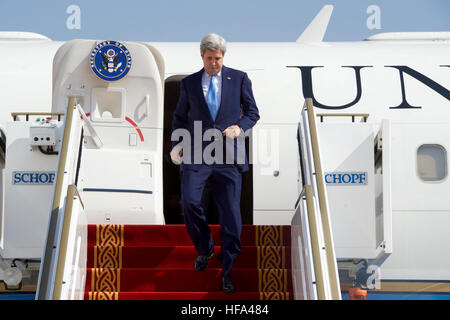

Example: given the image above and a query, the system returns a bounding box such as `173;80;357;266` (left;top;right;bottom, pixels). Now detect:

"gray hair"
200;33;227;56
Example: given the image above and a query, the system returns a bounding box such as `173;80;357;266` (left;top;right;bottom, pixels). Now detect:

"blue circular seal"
90;41;132;81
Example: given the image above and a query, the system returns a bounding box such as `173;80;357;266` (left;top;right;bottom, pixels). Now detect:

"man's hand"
222;125;242;139
170;144;183;165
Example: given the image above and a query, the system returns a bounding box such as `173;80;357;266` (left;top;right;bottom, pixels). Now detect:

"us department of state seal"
90;40;132;81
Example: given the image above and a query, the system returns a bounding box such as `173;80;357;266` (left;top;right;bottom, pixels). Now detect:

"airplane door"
51;40;165;225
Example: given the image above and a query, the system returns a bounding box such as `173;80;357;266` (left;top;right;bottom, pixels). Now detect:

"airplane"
0;4;449;300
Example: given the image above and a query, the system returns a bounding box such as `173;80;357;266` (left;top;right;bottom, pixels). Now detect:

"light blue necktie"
206;75;218;121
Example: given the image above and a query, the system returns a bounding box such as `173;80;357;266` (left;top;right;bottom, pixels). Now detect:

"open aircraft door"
51;39;165;225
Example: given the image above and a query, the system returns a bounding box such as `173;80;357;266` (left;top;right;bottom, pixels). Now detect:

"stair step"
85;291;293;300
88;224;291;246
85;268;293;293
87;245;292;269
85;224;294;300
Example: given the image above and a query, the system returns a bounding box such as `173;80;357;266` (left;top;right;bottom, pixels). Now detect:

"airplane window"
417;144;447;182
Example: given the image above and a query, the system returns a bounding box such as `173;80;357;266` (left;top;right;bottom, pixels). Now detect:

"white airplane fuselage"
2;39;449;127
0;34;449;291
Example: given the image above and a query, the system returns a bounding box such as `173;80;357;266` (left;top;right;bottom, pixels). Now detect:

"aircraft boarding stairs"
0;96;391;300
0;39;392;300
28;97;340;300
31;40;339;300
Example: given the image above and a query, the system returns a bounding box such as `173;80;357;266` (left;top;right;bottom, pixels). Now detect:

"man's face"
202;49;223;75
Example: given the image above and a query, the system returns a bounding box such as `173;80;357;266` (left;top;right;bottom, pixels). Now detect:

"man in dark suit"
170;33;260;293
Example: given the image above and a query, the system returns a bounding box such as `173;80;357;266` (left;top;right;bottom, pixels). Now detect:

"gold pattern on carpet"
258;269;287;293
96;224;124;247
260;292;290;300
255;226;283;246
90;268;120;293
94;245;122;268
257;246;285;269
89;226;124;299
88;291;118;300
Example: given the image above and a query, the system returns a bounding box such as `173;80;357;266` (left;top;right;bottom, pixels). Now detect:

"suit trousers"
181;165;242;277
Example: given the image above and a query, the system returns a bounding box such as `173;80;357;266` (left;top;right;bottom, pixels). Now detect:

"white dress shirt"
202;69;222;109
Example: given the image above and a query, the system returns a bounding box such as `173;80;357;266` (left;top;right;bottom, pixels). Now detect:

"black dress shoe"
194;250;214;271
222;275;235;293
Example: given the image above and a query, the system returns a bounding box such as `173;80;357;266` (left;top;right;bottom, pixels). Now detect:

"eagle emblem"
90;41;132;81
101;49;121;73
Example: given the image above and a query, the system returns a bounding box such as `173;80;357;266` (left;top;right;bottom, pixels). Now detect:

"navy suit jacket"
172;65;260;172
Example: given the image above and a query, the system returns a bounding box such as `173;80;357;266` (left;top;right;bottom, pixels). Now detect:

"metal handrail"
11;112;65;121
52;185;77;300
36;97;76;299
36;96;87;300
75;104;103;148
305;98;341;300
302;185;326;299
51;98;76;215
316;113;369;123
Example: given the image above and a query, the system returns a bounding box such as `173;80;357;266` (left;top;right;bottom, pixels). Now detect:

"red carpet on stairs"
84;224;294;300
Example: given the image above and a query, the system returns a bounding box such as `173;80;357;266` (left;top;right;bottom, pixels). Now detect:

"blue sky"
0;0;449;42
